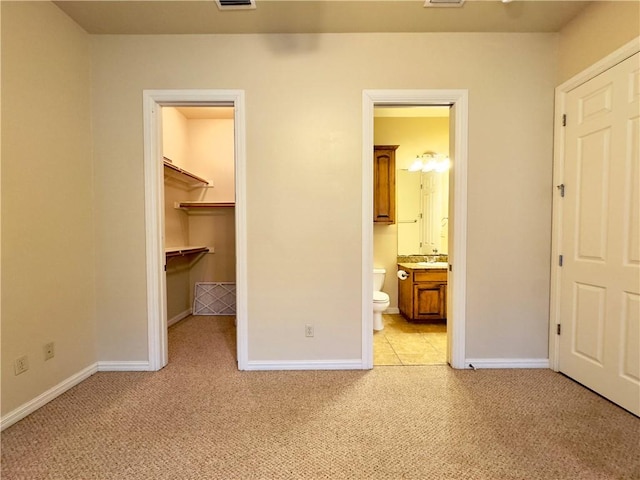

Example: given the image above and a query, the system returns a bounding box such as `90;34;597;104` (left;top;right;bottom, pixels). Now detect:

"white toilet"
373;268;390;331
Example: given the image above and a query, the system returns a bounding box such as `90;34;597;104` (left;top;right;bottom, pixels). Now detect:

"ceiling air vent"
424;0;466;7
215;0;256;10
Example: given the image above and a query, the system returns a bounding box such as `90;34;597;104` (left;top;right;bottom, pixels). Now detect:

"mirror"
373;106;450;256
397;169;449;255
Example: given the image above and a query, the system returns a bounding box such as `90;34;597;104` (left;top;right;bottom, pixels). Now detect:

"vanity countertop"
398;262;448;270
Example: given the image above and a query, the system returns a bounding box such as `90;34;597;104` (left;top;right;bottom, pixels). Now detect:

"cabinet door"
374;145;398;224
413;282;445;320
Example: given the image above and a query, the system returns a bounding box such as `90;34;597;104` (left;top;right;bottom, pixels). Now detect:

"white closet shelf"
165;246;211;258
163;157;209;186
176;202;235;209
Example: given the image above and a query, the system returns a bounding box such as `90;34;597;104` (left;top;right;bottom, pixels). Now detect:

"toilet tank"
373;268;386;291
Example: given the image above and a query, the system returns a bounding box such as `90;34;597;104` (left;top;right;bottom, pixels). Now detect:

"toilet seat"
373;291;389;303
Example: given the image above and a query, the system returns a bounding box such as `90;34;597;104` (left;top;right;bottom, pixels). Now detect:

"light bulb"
408;157;424;172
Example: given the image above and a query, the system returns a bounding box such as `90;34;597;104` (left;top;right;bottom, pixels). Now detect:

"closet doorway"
143;90;248;372
163;105;236;358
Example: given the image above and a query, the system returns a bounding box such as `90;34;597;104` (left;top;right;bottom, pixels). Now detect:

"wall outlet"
44;342;55;361
14;355;29;375
305;324;314;337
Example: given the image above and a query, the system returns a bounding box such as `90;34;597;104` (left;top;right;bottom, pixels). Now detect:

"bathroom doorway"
373;106;450;366
362;90;468;370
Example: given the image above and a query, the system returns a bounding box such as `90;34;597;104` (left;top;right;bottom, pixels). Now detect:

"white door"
447;104;456;365
558;52;640;415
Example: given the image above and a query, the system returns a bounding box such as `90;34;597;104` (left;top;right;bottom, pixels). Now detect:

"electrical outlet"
14;355;29;375
44;342;55;361
305;324;314;337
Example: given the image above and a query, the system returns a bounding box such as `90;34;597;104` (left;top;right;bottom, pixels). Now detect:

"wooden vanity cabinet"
398;267;447;321
373;145;398;224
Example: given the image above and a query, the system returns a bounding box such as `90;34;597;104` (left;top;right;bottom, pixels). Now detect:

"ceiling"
54;0;592;35
175;106;235;119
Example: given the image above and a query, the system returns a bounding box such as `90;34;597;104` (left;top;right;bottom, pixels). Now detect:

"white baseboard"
385;307;400;314
465;358;550;369
1;363;98;431
97;361;150;371
1;360;153;430
243;359;365;371
167;308;192;327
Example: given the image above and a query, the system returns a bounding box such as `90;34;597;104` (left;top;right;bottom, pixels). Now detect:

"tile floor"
374;313;447;366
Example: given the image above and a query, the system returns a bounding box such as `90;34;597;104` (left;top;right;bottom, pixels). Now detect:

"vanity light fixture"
408;156;425;172
409;152;450;173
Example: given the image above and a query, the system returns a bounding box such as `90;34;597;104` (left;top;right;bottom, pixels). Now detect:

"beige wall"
90;32;557;362
375;117;450;170
162;107;189;167
186;118;236;289
164;180;192;320
164;181;190;249
1;2;95;415
165;257;192;320
558;1;640;84
373;116;449;311
187;119;235;202
189;210;236;284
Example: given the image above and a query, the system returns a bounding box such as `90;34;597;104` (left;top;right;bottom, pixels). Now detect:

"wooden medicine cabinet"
373;145;398;224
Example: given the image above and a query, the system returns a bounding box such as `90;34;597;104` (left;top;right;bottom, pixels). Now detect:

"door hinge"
557;184;565;197
164;264;167;272
557;324;561;335
559;255;563;267
562;114;566;127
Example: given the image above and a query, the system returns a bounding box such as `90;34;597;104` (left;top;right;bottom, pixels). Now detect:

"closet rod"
165;246;210;258
177;202;235;209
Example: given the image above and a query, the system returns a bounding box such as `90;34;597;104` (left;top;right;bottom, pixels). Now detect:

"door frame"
362;90;469;369
142;89;248;371
549;37;640;371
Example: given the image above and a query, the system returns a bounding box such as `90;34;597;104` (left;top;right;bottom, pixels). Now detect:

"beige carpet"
1;315;639;479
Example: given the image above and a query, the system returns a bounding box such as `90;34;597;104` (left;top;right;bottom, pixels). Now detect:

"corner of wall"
557;2;640;84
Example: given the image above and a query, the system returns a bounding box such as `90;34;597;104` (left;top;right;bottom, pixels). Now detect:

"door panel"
622;292;640;382
625;116;640;265
572;283;606;365
559;52;640;415
576;128;610;260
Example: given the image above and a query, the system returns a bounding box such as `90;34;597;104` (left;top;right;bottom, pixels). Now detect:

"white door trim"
549;37;640;371
142;89;248;371
362;90;469;369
